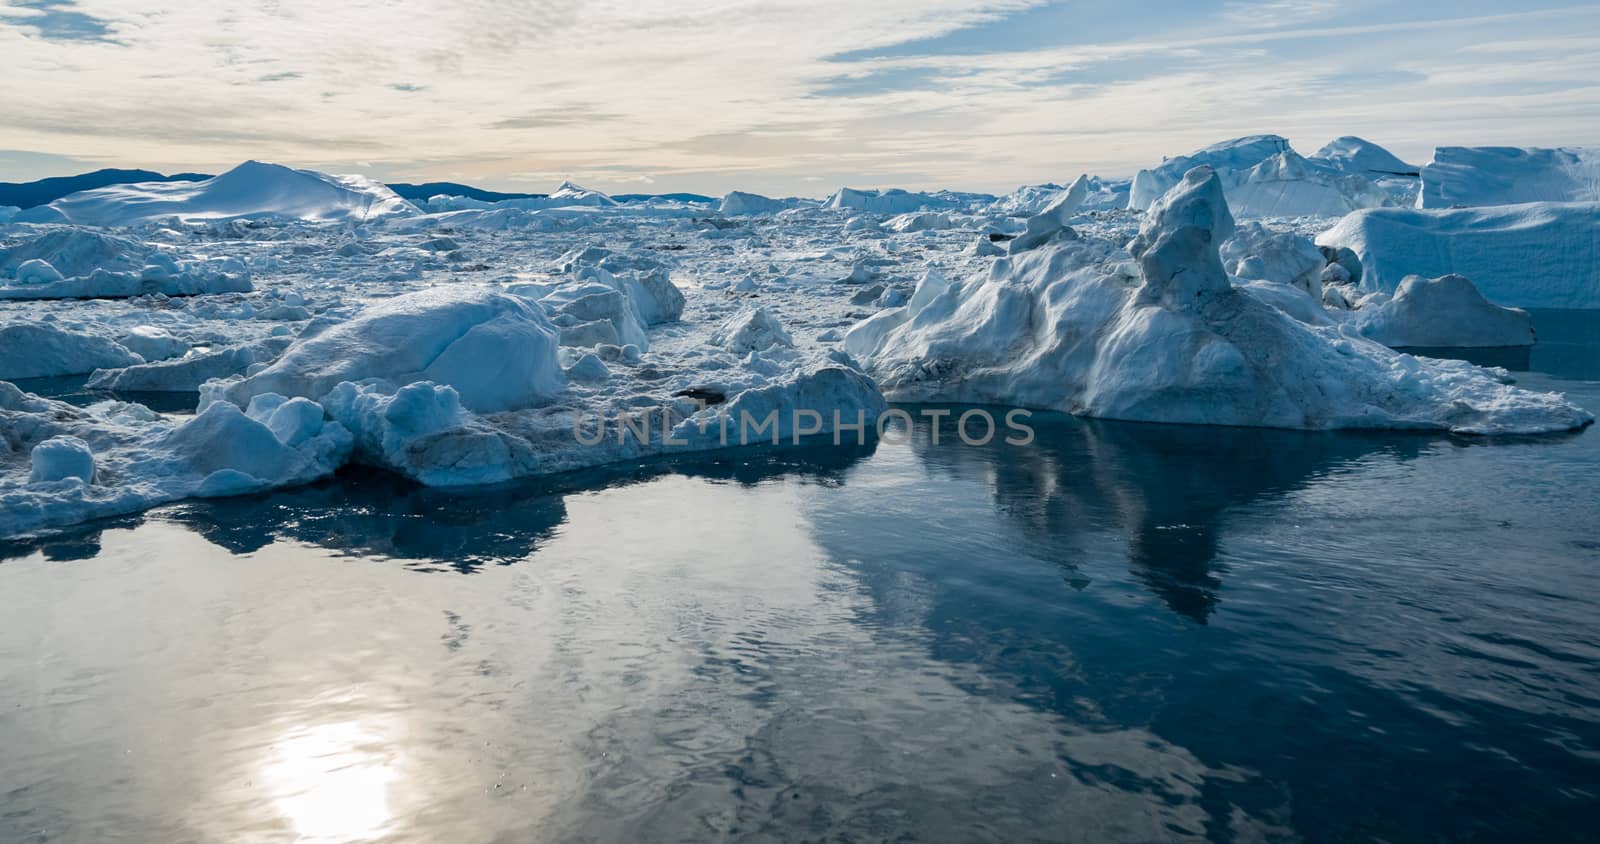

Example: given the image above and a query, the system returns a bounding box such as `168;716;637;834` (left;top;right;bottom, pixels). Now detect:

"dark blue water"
2;313;1598;842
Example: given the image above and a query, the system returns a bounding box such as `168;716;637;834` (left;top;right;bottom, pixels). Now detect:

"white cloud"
0;0;1596;194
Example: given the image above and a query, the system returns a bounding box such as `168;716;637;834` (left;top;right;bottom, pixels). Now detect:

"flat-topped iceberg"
823;187;990;215
1316;202;1600;308
854;166;1590;434
1419;146;1600;207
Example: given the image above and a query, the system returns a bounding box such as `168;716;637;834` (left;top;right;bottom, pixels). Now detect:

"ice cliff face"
1419;146;1600;208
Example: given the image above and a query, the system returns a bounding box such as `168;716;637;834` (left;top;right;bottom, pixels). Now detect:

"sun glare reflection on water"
258;720;403;843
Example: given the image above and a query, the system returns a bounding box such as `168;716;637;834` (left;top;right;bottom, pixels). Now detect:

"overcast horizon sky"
2;0;1597;197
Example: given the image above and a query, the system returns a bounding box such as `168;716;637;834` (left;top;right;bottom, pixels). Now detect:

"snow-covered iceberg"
545;180;618;208
211;286;565;414
1220;222;1325;296
1129;135;1290;211
0;323;142;379
990;178;1130;216
1419;146;1600;208
823;187;988;215
15;161;418;226
855;166;1589;434
1316;202;1600;308
1129;135;1405;217
718;191;800;216
1311;136;1420;177
1225;149;1395;218
1350;274;1534;348
0;228;252;299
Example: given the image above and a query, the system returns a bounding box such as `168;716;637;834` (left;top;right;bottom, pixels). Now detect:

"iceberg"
1311;136;1420;177
856;166;1590;434
1221;222;1325;296
710;306;795;353
1419;146;1600;208
0;323;142;379
718;191;797;216
1;228;250;300
1128;135;1290;211
15;161;418;226
86;338;294;393
1350;274;1534;348
990;178;1130;216
211;286;565;413
823;187;989;215
1225;149;1394;218
0;382;351;537
1130;135;1403;217
1316;202;1600;308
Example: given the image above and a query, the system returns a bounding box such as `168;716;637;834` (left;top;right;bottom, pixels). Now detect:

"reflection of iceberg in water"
904;407;1432;622
159;440;879;571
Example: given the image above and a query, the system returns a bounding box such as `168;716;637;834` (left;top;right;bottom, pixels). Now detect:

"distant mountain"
0;168;209;209
387;182;546;203
2;167;711;213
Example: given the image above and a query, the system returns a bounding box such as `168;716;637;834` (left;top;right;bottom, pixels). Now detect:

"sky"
1;0;1597;196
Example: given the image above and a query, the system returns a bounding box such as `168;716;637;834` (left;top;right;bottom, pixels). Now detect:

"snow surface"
0;152;1593;538
1316;202;1600;308
15;161;417;226
1419;146;1600;208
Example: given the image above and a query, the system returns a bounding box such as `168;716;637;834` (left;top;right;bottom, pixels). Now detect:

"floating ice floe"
1418;146;1600;207
1316;202;1600;308
856;166;1590;434
86;337;294;393
0;382;352;537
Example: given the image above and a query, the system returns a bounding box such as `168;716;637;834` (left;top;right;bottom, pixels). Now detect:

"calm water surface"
2;313;1599;842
